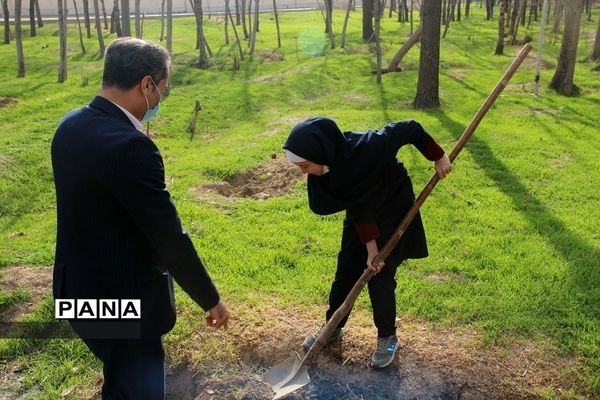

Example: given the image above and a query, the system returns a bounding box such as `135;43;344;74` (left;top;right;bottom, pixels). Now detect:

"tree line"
1;0;599;105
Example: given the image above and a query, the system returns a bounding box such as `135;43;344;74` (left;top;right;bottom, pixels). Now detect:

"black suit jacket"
51;96;220;339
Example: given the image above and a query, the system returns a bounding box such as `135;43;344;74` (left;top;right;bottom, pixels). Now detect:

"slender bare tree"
192;0;210;67
83;0;92;38
413;0;441;108
73;0;87;53
249;0;259;55
2;0;10;44
241;0;248;38
58;0;68;82
386;24;422;72
134;0;140;38
587;17;600;62
35;0;43;27
226;0;243;61
363;0;374;41
166;0;172;53
29;0;37;37
121;0;131;36
273;0;281;48
465;0;471;17
111;0;122;36
341;0;353;48
100;0;108;29
495;0;508;54
15;0;25;77
160;0;165;40
374;0;383;83
93;0;105;56
235;0;241;25
549;0;583;95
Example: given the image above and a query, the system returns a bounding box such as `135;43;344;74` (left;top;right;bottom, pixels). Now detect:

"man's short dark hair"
102;37;170;90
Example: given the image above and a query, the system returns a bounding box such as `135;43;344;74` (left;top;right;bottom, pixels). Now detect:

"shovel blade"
264;353;310;399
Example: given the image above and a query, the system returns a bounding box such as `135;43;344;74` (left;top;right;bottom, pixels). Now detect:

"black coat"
51;96;219;339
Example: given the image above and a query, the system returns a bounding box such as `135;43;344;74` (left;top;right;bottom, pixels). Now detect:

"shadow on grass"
426;109;600;326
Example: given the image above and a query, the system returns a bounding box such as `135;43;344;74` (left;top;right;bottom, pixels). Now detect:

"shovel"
265;43;533;400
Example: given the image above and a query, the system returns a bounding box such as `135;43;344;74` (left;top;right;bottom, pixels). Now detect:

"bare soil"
0;266;52;323
0;268;587;399
0;97;17;109
192;156;304;201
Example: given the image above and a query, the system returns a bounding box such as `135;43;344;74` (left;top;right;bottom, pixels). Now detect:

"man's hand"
366;240;385;274
205;299;230;330
435;154;452;179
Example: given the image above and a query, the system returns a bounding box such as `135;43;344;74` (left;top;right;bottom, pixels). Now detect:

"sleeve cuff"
421;138;445;161
353;222;380;244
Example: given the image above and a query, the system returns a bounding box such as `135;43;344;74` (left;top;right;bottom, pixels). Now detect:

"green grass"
1;6;599;398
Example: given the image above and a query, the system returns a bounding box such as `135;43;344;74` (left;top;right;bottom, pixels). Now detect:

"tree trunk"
111;0;122;36
325;0;333;33
166;0;172;54
552;0;563;35
485;0;493;20
410;0;414;33
247;0;252;39
341;0;353;48
386;23;422;71
374;0;383;83
528;0;537;27
58;0;67;82
226;0;243;60
160;0;165;41
35;0;43;27
273;0;281;48
134;0;140;38
100;0;108;29
224;0;230;44
73;0;87;53
241;0;248;38
509;0;519;38
549;0;583;95
510;0;527;44
83;0;91;38
235;0;241;25
2;0;10;44
413;0;441;108
15;0;25;77
389;0;395;18
457;0;461;21
193;0;210;67
93;0;105;56
442;0;455;38
324;0;335;48
363;0;374;41
495;0;507;54
29;0;36;37
587;17;600;62
121;0;130;36
165;0;172;96
249;0;259;55
519;0;527;25
465;0;471;17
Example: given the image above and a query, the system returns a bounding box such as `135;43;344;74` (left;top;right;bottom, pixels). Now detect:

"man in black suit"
51;37;229;399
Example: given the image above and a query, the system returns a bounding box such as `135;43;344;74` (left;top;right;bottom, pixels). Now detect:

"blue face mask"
141;79;163;123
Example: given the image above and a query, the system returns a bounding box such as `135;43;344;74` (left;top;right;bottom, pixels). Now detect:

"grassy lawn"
1;5;599;399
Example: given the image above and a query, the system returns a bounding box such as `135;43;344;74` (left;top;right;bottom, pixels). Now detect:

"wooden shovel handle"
304;43;532;362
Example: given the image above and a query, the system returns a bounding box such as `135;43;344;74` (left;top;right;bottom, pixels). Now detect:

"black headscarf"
283;117;405;215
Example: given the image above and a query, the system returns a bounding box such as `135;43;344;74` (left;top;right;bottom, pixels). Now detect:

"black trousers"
325;220;401;338
82;337;165;400
325;177;428;338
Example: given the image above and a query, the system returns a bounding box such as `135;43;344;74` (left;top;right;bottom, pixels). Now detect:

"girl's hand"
435;154;452;179
366;240;385;274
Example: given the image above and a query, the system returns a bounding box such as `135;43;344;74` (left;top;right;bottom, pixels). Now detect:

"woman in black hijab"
284;117;451;368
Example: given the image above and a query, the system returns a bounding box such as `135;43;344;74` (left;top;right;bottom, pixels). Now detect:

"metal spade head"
264;352;311;399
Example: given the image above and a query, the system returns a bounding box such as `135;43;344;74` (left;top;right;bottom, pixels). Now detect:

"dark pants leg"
326;221;399;337
82;337;165;400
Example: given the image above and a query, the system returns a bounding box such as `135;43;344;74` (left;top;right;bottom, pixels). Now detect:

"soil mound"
194;156;304;200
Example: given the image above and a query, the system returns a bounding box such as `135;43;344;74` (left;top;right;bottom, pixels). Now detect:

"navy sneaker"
371;335;399;368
